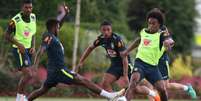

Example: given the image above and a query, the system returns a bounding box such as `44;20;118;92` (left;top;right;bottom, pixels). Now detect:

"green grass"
0;97;191;101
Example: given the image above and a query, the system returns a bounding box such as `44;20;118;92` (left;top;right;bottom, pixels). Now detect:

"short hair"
46;18;59;31
146;8;165;26
100;20;112;27
23;0;32;4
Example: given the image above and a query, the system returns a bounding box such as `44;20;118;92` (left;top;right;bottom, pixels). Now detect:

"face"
100;25;112;38
22;3;33;16
147;17;160;33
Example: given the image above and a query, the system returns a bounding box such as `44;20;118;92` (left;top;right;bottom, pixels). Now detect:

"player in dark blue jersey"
27;4;124;101
74;21;132;92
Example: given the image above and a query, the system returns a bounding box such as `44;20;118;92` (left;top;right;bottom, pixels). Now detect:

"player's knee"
135;85;142;93
156;84;166;94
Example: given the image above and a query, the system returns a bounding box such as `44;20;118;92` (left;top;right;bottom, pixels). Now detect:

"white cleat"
109;89;126;101
116;96;127;101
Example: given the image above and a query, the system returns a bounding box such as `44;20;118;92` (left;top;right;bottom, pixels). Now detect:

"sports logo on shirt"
143;39;151;46
23;26;31;37
107;49;117;57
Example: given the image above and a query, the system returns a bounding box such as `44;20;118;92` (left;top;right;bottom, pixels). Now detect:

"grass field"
0;97;192;101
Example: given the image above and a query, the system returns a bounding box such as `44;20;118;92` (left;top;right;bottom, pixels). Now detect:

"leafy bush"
170;55;193;79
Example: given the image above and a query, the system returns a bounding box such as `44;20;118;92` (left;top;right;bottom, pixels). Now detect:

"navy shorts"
12;48;32;69
133;58;162;85
44;67;76;88
106;62;133;79
158;53;170;80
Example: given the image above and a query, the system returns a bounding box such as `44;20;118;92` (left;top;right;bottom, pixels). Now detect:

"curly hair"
146;8;165;26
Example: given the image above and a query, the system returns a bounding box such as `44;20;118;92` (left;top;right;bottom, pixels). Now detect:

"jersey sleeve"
116;37;126;52
93;36;102;47
6;20;16;34
41;33;53;50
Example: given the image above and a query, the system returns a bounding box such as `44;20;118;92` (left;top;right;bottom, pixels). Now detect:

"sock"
148;89;157;97
183;85;188;91
16;93;23;101
100;90;115;99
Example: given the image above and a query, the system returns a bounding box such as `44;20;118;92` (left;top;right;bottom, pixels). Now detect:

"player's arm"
121;37;141;57
161;28;175;51
73;37;101;72
73;44;96;72
33;34;52;68
5;20;25;54
33;45;45;68
116;38;129;82
57;3;70;28
29;36;36;54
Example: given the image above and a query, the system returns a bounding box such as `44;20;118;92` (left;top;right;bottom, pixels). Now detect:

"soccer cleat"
153;94;161;101
115;96;127;101
109;89;126;101
186;84;197;100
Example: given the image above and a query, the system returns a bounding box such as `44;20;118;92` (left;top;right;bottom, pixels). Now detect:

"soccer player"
118;8;170;101
5;0;36;100
27;3;124;101
133;8;197;100
74;21;160;101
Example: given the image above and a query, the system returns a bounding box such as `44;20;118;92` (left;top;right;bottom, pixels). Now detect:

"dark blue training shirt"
41;32;65;71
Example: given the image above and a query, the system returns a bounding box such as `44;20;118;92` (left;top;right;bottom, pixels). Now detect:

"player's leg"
28;71;57;101
166;80;197;99
139;79;160;101
154;80;168;101
28;84;51;101
101;65;122;91
13;48;33;100
101;73;118;92
120;71;141;101
60;68;125;100
145;66;168;101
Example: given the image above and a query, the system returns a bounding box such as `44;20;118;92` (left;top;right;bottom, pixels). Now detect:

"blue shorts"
106;63;133;79
133;58;162;85
44;67;75;88
12;48;32;70
158;53;170;80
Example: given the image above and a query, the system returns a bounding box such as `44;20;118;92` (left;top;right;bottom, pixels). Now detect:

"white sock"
183;85;188;91
100;90;115;99
148;89;157;97
16;93;23;101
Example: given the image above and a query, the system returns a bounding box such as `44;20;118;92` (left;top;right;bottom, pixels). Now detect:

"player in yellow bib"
117;9;171;101
5;0;36;101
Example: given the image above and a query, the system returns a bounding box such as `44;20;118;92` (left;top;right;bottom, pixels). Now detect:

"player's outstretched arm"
57;2;70;28
121;37;141;57
73;44;96;73
33;46;46;68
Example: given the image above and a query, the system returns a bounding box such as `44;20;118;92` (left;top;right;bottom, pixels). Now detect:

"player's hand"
58;3;70;15
29;47;35;54
163;38;174;50
17;43;25;54
63;3;70;14
120;51;128;58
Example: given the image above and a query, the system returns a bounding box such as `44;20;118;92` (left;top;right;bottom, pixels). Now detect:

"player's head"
100;20;112;38
46;19;60;35
21;0;33;16
146;8;165;33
